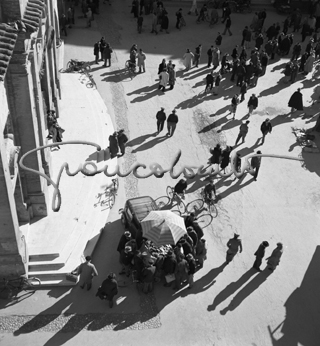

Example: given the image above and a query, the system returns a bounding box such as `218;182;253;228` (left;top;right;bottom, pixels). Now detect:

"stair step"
28;262;65;272
27;271;70;281
36;279;77;287
29;253;60;262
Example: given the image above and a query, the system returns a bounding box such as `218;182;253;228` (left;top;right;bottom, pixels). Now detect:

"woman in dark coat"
288;88;303;112
209;144;222;165
109;132;119;158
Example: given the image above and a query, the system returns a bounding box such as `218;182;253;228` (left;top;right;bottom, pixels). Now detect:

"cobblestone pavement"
0;292;160;333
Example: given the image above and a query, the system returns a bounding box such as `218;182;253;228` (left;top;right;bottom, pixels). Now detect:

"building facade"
0;0;60;277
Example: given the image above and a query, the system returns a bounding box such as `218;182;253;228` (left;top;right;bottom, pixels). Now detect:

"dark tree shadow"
207;268;257;311
131;135;168;153
220;268;272;315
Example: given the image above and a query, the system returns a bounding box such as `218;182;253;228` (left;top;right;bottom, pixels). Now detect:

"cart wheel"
166;186;174;199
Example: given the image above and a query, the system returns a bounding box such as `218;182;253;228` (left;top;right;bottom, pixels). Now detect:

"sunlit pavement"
0;1;319;345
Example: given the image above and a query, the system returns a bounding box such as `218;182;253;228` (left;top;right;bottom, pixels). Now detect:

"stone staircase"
26;73;117;286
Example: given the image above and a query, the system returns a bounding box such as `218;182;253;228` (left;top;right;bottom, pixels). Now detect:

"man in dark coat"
288;88;303;112
253;241;269;271
260;118;272;144
98;273;118;307
156;107;166;134
117;129;128;156
109;132;119;158
247;93;258;115
167;109;178;137
103;43;113;67
251;150;262;181
117;231;132;254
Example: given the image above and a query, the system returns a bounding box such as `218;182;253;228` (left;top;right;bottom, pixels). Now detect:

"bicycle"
61;59;92;73
94;178;119;209
166;186;186;214
79;72;97;89
200;189;218;217
0;276;41;299
125;60;137;79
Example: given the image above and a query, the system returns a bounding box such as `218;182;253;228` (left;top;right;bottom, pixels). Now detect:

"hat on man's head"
172;109;176;113
234;233;240;238
161;107;164;110
262;241;269;247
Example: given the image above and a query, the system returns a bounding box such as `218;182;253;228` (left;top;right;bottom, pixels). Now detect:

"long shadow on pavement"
207;268;257;311
220;268;272;315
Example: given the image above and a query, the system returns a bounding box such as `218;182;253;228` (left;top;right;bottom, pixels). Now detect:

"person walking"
222;16;232;36
194;44;202;67
230;94;240;119
253;241;269;271
304;52;315;75
236;62;246;87
141;261;156;293
205;71;214;92
207;45;214;67
260;118;272;145
167;109;179;137
161;13;169;34
158;68;169;91
175;8;183;30
213;73;221;95
109;131;119;158
212;47;220;70
137;48;146;73
156;107;166;134
94;41;100;64
266;243;283;272
86;7;93;27
209;144;222;165
168;64;176;90
151;11;158;34
235;120;250;145
117;129;128;156
247;93;258;115
97;273;118;308
183;49;194;71
226;233;242;264
251;150;262;180
99;37;106;61
215;32;223;47
78;256;98;290
288;88;303;113
103;43;113;67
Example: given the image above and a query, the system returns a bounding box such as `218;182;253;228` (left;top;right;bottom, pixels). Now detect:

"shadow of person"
130;88;161;103
220;269;272;315
217;114;248;133
131;135;168;153
207;268;257;311
126;132;158;147
13;288;74;336
177;263;227;298
85;148;110;163
127;83;159;96
218;175;254;199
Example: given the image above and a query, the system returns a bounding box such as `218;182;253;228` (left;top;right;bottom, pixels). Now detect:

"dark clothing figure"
299;52;308;72
247;95;258;114
109;133;119;158
167;111;178;136
288;90;303;111
223;17;232;36
117;130;128;156
251;152;261;180
240;82;247;102
226;235;242;263
137;15;143;33
215;34;222;46
158;60;167;74
207;47;213;67
205;73;214;91
141;265;156;293
61;14;68;36
220;146;232;171
260;119;272;144
162;252;177;286
209;144;222;164
156;108;166;133
103;44;113;67
98;276;118;307
174;179;187;194
187;228;198;249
